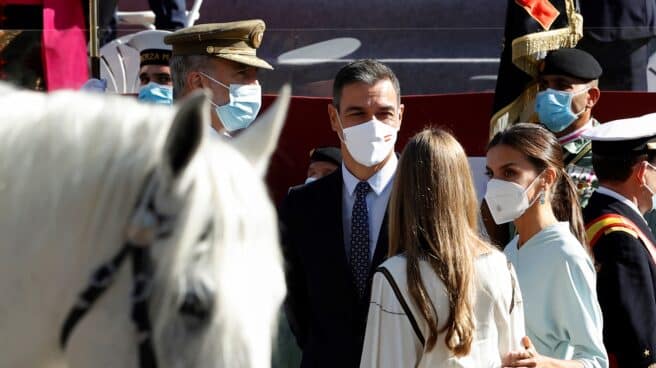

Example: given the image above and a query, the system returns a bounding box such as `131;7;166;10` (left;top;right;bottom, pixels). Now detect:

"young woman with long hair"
360;128;524;367
485;123;607;368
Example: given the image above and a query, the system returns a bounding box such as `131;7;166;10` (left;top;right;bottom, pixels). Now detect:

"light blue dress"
504;222;608;368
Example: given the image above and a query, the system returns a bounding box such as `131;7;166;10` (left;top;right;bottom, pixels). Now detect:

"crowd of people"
68;17;656;368
2;11;656;368
277;49;656;368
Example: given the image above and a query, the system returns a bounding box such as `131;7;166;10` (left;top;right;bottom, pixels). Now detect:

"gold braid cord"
0;30;22;53
490;0;583;137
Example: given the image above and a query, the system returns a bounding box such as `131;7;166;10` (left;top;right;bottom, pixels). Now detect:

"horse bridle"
60;173;174;368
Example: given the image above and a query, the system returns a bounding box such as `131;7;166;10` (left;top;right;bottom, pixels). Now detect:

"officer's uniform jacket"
584;189;656;368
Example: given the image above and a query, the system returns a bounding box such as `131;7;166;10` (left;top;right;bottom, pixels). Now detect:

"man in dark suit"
279;59;404;368
582;115;656;368
578;0;656;90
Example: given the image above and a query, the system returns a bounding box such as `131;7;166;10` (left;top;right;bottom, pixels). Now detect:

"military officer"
535;48;602;208
164;19;273;135
583;114;656;368
128;30;174;105
304;147;342;184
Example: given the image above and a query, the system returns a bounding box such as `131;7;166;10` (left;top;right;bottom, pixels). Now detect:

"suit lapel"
319;169;358;297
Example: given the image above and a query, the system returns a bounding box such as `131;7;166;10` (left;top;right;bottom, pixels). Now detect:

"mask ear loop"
571;86;591;117
198;71;230;90
526;171;546;207
333;108;347;143
198;71;230;112
643;162;656;195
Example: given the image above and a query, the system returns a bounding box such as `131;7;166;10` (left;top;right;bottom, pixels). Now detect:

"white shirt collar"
596;186;647;222
342;154;398;196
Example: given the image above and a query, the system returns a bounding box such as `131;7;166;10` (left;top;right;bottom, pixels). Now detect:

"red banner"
515;0;560;30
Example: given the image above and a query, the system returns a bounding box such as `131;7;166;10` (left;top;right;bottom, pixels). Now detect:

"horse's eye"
178;285;213;328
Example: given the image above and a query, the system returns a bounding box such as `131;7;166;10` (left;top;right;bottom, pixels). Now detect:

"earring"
539;192;546;205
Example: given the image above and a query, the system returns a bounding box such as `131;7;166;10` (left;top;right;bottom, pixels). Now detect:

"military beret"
127;30;172;67
583;113;656;156
164;19;273;70
540;48;602;81
310;147;342;166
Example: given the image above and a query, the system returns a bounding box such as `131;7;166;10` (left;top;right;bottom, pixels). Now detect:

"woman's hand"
502;336;544;367
502;337;584;368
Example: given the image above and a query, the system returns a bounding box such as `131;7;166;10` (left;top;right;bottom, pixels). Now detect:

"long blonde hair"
388;127;492;355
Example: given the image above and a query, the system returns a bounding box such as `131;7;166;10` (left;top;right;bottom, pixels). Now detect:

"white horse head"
0;83;289;368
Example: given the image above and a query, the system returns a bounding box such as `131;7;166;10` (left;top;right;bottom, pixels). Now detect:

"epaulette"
586;213;656;265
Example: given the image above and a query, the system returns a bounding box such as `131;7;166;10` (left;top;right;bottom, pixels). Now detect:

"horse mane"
0;83;285;367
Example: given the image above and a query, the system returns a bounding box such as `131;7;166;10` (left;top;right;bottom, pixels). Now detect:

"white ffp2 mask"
338;117;398;167
484;174;543;225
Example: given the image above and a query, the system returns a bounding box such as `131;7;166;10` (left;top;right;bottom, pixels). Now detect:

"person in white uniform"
360;128;525;368
485;123;608;368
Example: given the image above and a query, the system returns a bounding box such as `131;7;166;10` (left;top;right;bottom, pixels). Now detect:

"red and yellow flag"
490;0;583;136
515;0;560;30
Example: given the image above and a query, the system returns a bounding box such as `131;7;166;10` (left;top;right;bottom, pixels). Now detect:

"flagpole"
89;0;100;79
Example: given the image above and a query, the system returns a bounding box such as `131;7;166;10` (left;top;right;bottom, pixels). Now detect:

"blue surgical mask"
137;82;173;105
535;87;588;133
199;71;262;132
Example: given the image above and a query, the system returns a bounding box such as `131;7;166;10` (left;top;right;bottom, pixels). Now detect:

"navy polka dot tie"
350;181;371;299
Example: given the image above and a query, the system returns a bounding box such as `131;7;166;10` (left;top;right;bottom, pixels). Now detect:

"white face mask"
643;162;656;212
484;173;543;225
336;115;398;167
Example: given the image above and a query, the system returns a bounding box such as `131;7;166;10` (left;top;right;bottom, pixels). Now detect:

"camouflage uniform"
561;120;598;208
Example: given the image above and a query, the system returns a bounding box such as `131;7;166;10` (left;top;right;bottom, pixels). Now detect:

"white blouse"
360;251;525;368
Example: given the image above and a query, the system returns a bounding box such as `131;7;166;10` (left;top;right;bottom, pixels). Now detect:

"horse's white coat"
0;83;287;368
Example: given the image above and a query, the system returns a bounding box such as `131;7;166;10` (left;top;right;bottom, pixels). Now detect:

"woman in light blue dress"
485;123;607;368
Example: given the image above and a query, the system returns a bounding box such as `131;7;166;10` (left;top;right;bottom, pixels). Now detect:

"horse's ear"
161;89;209;179
231;84;291;177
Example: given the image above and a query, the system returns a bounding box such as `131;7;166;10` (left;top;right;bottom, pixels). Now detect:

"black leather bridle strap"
60;172;163;368
131;246;157;368
60;245;131;348
59;244;158;368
